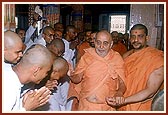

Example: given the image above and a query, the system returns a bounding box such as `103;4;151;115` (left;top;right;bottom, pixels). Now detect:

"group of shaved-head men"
3;30;69;111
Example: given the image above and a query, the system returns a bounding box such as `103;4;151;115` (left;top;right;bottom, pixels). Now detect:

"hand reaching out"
106;96;125;107
67;63;74;77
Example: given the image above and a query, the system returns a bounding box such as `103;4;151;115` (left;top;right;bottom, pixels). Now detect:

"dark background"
15;4;130;31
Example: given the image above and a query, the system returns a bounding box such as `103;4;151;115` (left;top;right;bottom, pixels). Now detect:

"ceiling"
60;4;130;15
16;4;130;16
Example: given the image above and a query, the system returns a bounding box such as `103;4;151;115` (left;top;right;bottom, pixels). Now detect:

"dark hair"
130;24;148;36
43;26;54;34
54;22;63;27
65;25;76;32
15;28;25;34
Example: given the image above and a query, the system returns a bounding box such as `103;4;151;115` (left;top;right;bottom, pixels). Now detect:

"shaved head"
22;44;53;68
47;38;65;57
17;44;54;84
53;57;69;72
42;26;54;44
96;30;112;42
4;30;24;64
43;26;54;34
50;56;69;80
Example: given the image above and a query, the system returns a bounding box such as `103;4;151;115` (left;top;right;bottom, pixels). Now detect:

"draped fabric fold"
123;47;164;111
70;48;125;111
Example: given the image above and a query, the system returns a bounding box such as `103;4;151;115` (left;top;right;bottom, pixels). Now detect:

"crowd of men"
3;12;164;112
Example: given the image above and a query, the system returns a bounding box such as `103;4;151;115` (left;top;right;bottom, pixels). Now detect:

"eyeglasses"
45;33;54;38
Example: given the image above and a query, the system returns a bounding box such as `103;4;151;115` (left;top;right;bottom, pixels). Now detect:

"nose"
134;36;138;42
100;43;104;49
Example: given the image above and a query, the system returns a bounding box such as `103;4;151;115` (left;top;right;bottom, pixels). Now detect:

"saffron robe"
112;42;127;56
76;42;91;62
73;48;125;111
123;47;164;111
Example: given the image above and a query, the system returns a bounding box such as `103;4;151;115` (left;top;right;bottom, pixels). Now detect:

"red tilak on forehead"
135;31;137;33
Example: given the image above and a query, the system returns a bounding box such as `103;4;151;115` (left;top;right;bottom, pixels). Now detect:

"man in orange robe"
69;30;126;111
112;42;127;56
76;41;90;63
111;31;127;56
106;24;164;111
76;31;97;63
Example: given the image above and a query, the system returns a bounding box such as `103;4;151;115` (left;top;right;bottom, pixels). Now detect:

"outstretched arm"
125;66;164;104
106;76;126;106
106;66;164;106
69;72;83;84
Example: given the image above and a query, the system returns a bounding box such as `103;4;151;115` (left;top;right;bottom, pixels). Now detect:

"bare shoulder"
122;49;134;59
147;66;164;93
150;66;164;78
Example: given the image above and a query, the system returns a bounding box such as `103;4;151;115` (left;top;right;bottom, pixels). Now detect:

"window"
109;15;127;34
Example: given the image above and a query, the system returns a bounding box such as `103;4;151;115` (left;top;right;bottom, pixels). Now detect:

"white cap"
35;5;43;17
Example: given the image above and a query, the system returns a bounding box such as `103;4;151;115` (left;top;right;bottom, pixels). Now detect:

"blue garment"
35;76;70;111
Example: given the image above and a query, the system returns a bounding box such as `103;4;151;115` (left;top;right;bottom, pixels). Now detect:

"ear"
146;35;150;41
32;66;41;77
50;69;60;80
